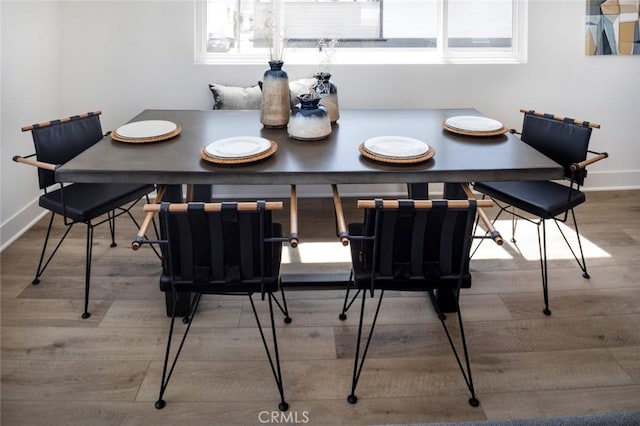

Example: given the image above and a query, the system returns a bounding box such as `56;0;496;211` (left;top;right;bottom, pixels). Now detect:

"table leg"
187;184;212;202
407;183;429;200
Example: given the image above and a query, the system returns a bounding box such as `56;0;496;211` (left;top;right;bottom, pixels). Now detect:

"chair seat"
473;180;585;219
349;223;471;291
39;183;154;222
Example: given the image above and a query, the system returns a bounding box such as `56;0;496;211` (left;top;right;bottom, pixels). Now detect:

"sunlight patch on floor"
472;219;611;261
282;241;351;264
282;219;611;265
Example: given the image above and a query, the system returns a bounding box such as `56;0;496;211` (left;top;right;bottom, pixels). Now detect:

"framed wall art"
586;0;640;55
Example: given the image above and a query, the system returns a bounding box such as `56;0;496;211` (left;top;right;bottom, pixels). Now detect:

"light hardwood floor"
2;190;640;425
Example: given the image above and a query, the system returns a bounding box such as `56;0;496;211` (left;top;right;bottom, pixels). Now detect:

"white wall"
1;0;62;250
1;0;639;249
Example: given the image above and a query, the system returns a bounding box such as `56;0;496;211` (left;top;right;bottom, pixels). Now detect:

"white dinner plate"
205;136;272;159
444;116;503;133
115;120;178;139
363;136;430;159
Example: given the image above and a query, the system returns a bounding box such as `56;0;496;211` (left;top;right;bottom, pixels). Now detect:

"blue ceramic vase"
313;72;339;124
260;60;290;128
287;93;332;141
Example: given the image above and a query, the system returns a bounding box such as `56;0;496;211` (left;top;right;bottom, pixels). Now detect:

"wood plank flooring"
2;190;640;425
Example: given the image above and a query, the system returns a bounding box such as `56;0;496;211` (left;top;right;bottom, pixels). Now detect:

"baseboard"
581;169;640;191
0;198;46;253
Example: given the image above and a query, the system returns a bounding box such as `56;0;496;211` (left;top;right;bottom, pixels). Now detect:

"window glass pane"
281;0;382;40
383;0;438;39
382;0;438;48
206;0;441;51
206;0;237;52
199;0;525;63
447;0;512;48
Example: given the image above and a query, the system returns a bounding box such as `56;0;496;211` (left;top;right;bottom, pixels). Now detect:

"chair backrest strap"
159;201;279;290
521;110;595;184
21;111;102;132
25;112;104;189
357;199;477;287
144;201;283;213
520;109;599;129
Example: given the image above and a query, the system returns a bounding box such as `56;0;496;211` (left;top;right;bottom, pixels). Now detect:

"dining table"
57;108;562;187
56;108;564;313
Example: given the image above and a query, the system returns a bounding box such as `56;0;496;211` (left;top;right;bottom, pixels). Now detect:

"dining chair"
13;111;156;319
473;109;608;315
332;189;490;407
134;190;299;411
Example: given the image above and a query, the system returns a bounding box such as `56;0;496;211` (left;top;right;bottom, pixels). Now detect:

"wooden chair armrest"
570;151;608;172
289;185;299;248
332;184;349;246
132;186;166;250
13;155;57;171
461;184;503;246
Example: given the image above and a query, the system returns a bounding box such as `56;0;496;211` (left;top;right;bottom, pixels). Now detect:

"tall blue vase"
260;60;290;128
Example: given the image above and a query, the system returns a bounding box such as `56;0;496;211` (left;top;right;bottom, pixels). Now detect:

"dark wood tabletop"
55;108;563;185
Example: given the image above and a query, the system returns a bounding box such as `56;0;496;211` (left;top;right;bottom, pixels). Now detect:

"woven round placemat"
111;124;182;143
200;140;278;165
359;143;435;165
442;121;508;137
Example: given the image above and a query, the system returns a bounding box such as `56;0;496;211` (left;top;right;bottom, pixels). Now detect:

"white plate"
363;136;430;159
115;120;178;139
445;116;503;132
205;136;272;159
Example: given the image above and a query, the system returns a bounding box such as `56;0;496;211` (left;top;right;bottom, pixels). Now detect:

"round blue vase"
287;93;332;141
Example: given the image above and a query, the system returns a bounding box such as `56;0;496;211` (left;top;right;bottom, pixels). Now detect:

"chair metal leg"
32;212;74;285
155;292;202;409
537;220;551;316
348;288;385;404
249;293;289;411
427;290;479;407
82;224;94;319
271;282;292;324
481;200;552;315
554;209;590;279
339;270;360;321
107;210;117;247
510;206;519;243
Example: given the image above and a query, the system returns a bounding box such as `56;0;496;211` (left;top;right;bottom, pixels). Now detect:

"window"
195;0;527;65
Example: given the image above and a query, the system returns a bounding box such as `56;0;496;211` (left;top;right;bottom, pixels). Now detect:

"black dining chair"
13;111;156;319
333;191;487;408
473;109;608;315
135;196;298;411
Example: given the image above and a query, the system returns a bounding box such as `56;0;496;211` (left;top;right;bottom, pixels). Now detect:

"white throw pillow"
209;78;317;110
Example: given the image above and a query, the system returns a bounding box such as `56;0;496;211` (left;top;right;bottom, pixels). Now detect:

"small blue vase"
313;72;339;123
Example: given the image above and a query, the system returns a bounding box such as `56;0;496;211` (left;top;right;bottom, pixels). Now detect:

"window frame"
195;0;528;65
